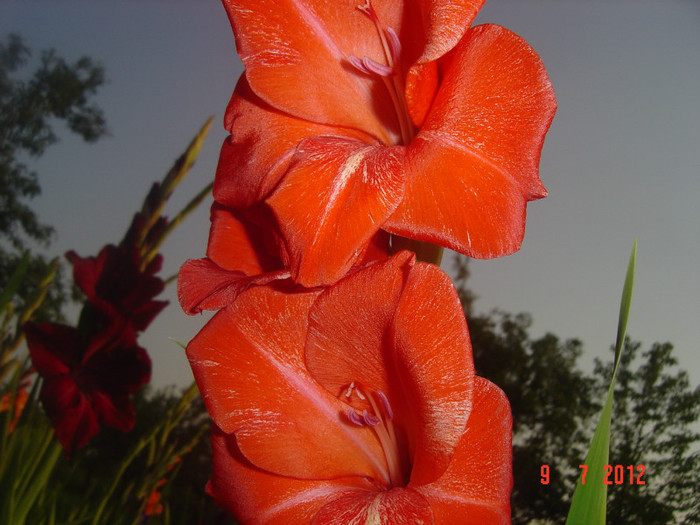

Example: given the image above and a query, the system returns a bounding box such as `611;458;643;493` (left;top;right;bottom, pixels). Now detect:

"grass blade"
565;239;637;525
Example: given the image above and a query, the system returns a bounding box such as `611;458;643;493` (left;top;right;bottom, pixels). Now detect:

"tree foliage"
598;341;700;524
453;255;700;524
0;33;107;320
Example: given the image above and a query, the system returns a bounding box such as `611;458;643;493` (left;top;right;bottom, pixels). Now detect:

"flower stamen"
353;0;415;145
343;383;404;487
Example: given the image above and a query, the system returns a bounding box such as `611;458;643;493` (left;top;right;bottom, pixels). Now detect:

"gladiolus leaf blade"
565;240;636;525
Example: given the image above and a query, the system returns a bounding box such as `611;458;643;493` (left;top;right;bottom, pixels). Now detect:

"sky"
2;0;698;390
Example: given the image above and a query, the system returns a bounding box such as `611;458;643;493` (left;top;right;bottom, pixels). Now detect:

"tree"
453;255;700;524
597;341;700;524
0;33;107;320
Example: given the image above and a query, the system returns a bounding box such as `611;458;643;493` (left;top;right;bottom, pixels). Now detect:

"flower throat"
349;1;416;146
343;381;407;488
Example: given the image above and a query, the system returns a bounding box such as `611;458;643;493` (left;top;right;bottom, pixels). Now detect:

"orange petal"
415;377;513;524
305;251;415;400
312;487;433;524
392;262;474;486
385;24;557;258
404;61;439;129
222;0;399;143
267;137;405;287
216;76;369;208
206;203;282;275
177;258;289;315
413;0;486;63
187;285;386;481
356;230;392;266
210;426;374;525
306;254;474;484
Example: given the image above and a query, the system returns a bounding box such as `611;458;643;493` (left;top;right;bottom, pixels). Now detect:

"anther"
362;56;393;77
347;407;365;426
376;390;394;420
345;381;356;398
357;0;375;19
385;27;402;65
349;55;371;75
362;410;380;426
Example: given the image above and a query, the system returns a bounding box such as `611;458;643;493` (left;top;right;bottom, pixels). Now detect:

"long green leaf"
565;239;637;525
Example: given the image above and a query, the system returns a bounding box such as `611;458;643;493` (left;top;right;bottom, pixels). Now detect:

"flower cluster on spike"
179;0;556;523
25;233;167;455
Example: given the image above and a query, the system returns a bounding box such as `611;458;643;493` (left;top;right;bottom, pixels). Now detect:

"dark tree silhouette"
599;341;700;524
453;255;700;524
0;34;107;320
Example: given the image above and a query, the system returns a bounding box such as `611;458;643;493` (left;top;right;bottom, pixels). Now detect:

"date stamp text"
540;464;646;485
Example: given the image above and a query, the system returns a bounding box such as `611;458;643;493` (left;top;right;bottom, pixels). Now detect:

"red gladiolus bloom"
216;0;557;286
66;244;167;333
178;202;391;314
24;321;151;454
178;203;290;315
188;252;512;523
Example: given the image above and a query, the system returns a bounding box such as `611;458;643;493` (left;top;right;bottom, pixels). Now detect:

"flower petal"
306;254;474;485
41;376;100;455
24;322;77;377
415;377;513;524
413;0;486;64
267;137;405;286
221;0;398;142
209;426;373;525
385;24;557;258
90;389;135;432
392;262;474;485
66;245;166;332
187;285;387;481
305;251;415;399
206;203;283;274
217;75;371;208
178;204;291;314
404;61;439;129
177;258;290;314
312;487;433;525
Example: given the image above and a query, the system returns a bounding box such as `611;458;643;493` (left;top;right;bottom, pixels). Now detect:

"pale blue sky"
2;1;698;389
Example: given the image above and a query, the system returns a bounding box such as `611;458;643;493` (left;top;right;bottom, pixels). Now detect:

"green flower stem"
391;235;444;267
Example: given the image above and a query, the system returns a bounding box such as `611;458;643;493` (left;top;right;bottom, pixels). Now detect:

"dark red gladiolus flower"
24;320;151;454
214;0;557;286
188;253;512;523
66;244;167;333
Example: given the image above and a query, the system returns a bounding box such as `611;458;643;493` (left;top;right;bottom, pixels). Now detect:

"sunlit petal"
268;137;405;286
187;285;387;481
386;24;556;257
416;377;513;524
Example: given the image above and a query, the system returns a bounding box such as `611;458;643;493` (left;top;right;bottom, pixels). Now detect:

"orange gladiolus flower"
178;202;392;314
178;203;291;315
188;253;512;523
215;0;556;286
144;478;167;516
1;379;29;433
